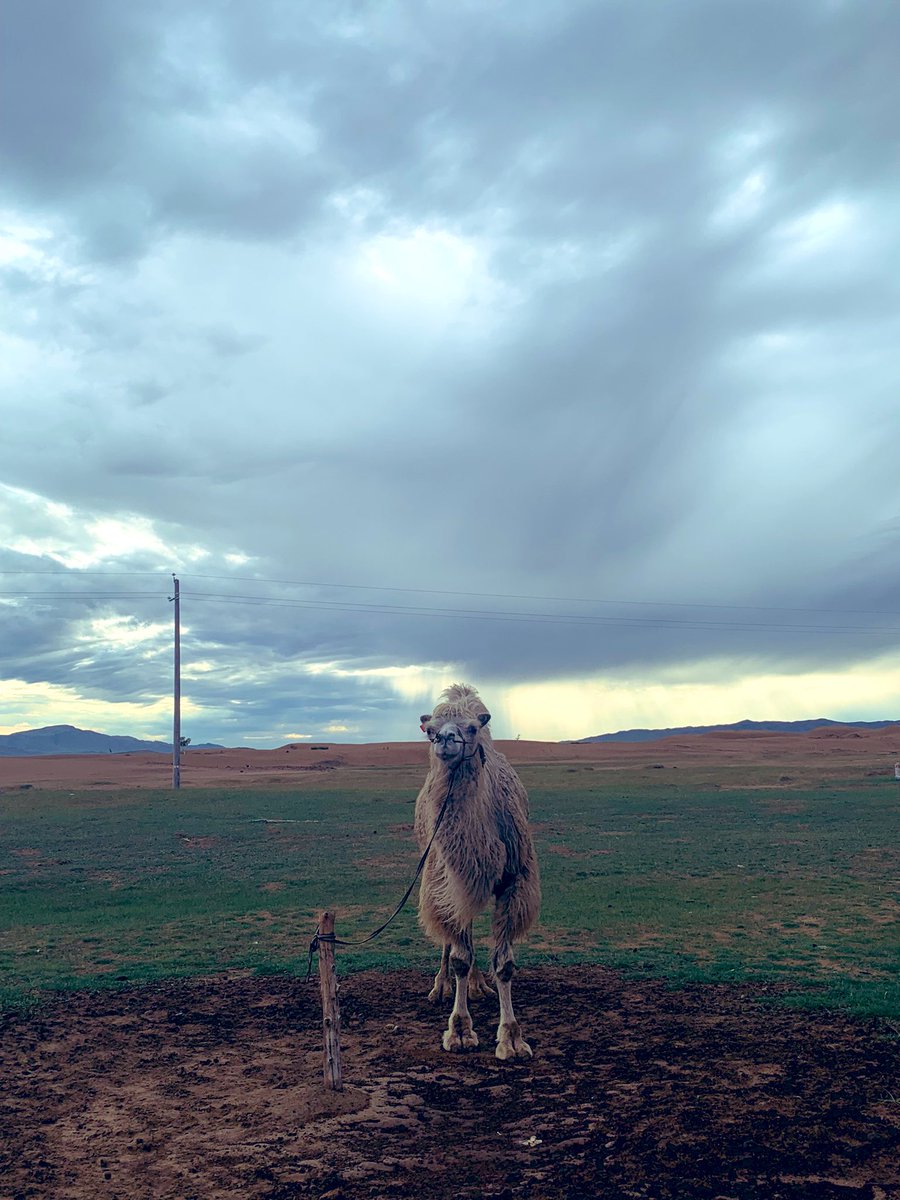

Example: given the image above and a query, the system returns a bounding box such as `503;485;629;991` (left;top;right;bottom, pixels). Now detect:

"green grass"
0;765;896;1017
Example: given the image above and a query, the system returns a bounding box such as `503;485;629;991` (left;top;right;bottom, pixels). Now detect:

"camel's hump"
438;682;483;706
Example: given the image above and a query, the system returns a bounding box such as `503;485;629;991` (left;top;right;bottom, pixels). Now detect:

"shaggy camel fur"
415;684;540;1059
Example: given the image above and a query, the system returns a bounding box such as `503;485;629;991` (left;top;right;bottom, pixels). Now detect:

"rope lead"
305;755;465;979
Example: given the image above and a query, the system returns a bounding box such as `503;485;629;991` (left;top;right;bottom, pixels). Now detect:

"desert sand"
2;722;899;789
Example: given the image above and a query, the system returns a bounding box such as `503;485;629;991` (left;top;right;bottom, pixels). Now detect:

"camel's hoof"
427;977;453;1004
496;1022;532;1061
496;1037;532;1060
443;1029;479;1052
442;1017;478;1052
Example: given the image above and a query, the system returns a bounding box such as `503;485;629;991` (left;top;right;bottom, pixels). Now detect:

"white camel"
415;684;540;1059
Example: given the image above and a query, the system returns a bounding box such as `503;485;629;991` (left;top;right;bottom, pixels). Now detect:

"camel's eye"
467;724;477;736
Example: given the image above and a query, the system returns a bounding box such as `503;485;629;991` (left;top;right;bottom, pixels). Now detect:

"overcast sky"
2;0;899;746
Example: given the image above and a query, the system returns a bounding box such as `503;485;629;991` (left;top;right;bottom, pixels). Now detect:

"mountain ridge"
573;717;900;744
3;718;899;756
0;725;223;757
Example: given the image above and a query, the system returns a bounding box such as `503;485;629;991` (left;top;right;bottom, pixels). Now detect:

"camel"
415;684;540;1059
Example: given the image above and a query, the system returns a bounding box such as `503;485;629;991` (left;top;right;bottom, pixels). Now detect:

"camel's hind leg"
468;961;496;999
428;943;453;1003
442;927;478;1052
429;928;495;1003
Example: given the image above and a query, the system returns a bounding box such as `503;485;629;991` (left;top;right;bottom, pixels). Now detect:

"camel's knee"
449;928;474;978
491;944;516;981
449;953;472;977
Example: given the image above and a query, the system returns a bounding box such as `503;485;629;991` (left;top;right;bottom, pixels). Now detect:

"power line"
1;567;897;618
0;590;164;598
2;581;896;635
183;574;900;619
0;569;168;578
183;590;900;636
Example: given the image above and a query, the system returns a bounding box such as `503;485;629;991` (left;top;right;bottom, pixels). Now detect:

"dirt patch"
614;930;666;951
357;855;403;875
545;844;610;858
851;848;900;879
1;966;897;1200
175;834;222;851
758;799;808;813
87;871;128;890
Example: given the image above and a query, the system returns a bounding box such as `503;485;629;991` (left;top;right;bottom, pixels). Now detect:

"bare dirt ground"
1;966;897;1200
3;722;900;790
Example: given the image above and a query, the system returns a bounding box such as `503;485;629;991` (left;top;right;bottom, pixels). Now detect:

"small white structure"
894;761;900;781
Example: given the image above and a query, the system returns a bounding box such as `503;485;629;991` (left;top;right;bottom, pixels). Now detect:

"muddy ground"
1;966;897;1200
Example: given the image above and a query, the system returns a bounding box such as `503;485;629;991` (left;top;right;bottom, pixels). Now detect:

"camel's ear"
419;714;432;726
478;711;491;727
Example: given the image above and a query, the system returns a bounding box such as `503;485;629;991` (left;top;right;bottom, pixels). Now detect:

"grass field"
1;763;897;1017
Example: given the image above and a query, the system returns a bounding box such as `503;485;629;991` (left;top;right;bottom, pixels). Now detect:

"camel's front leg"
492;943;532;1061
442;929;478;1052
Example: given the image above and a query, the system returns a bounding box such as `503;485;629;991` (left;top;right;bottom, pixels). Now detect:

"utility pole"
171;574;181;789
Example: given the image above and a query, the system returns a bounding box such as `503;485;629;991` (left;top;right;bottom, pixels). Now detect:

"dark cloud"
129;381;168;407
0;1;152;195
1;1;899;741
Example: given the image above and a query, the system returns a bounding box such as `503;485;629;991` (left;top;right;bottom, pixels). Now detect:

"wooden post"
317;910;343;1091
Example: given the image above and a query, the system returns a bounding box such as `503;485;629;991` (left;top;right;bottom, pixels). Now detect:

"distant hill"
573;718;900;744
0;725;223;757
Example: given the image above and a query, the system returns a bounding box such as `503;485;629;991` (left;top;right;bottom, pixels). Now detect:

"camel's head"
420;709;491;766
